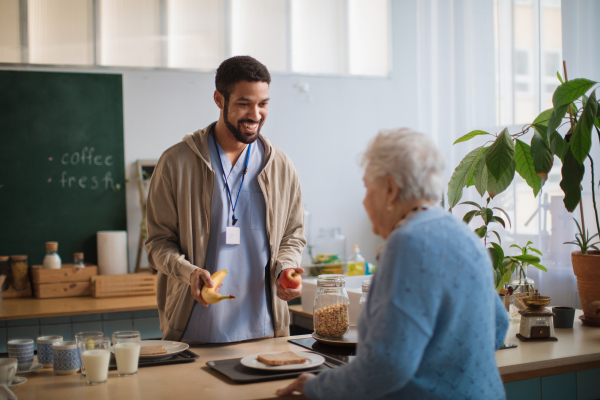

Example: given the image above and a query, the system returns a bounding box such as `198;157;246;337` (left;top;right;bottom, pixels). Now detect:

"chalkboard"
0;70;126;266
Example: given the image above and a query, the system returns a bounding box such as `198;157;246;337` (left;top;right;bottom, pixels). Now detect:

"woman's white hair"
361;128;445;204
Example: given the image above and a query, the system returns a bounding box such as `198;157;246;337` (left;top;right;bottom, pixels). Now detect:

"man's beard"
223;98;262;144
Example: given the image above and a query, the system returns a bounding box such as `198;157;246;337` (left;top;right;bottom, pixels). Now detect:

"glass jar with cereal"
313;275;349;339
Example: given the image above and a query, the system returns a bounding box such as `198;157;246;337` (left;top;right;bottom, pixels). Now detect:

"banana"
201;270;235;304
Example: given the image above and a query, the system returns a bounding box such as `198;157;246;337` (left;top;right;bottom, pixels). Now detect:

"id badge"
225;226;241;245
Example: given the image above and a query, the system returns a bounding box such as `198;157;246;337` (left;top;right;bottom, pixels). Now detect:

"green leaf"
487;158;515;198
453;130;490;145
466;147;487;187
480;208;493;224
533;108;554;129
492;216;505;228
552;78;597;109
497;271;512;292
529;247;543;256
458;201;482;209
530;132;553;182
515;139;542;197
490;242;504;269
550;130;566;161
462;210;479;224
547;104;569;139
511;254;541;264
492;207;512;228
570;91;598;164
489;247;499;268
490;230;501;245
448;147;485;209
475;226;487;238
530;263;547;272
510;244;522;249
560;145;585;212
557;71;564;84
532;124;549;143
472;148;489;197
486;128;516;181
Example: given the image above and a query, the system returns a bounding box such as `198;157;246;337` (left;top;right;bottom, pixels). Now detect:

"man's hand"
190;268;223;307
276;373;313;397
276;267;304;302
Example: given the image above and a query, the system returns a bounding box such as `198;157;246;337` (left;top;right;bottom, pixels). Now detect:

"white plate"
240;351;324;371
16;363;42;375
110;340;189;360
8;376;26;387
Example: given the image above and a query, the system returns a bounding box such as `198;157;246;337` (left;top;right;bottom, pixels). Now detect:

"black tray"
109;349;199;370
206;357;330;383
288;338;356;365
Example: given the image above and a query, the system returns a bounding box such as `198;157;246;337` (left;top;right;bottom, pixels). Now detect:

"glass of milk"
75;331;104;377
112;331;141;377
82;336;110;385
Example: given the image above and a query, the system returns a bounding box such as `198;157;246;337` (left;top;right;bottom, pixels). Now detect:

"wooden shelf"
0;295;157;320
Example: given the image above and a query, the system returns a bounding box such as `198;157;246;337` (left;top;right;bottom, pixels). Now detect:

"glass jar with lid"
313;275;349;339
359;279;370;314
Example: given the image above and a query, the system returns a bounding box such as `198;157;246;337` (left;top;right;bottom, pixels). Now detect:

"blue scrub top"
182;132;273;343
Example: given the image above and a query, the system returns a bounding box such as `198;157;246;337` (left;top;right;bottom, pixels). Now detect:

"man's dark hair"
215;56;271;100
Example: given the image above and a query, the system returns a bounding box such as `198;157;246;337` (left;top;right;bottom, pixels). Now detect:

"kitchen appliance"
516;291;558;341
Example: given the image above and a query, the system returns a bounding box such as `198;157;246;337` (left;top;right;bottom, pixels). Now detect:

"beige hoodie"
145;124;306;341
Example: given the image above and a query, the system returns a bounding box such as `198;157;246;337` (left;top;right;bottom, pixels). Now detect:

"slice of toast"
140;345;167;355
256;351;307;366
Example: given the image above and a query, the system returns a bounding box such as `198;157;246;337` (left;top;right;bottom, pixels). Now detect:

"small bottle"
43;242;62;269
347;244;366;276
359;279;370;314
73;252;85;268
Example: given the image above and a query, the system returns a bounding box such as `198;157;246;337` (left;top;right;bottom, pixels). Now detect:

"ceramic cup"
0;358;17;385
553;306;576;329
37;336;63;367
52;341;80;375
7;339;34;371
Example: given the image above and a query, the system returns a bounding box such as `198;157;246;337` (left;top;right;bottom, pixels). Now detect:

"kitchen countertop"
290;305;600;382
0;296;158;320
8;313;600;399
9;335;310;400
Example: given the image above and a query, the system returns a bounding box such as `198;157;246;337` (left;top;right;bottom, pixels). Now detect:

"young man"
146;56;305;343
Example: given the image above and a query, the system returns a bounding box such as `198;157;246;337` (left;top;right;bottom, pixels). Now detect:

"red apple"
280;269;302;289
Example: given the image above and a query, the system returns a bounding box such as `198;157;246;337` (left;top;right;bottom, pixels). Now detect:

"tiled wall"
0;310;162;353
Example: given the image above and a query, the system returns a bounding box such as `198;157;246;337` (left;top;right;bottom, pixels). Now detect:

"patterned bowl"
52;341;80;375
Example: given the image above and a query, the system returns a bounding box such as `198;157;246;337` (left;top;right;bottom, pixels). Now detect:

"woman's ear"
386;175;400;206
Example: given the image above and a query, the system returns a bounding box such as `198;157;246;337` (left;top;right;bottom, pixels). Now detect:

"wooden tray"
31;264;97;284
92;273;157;298
30;264;97;299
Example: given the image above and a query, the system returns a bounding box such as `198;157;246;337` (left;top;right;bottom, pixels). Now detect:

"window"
0;0;390;77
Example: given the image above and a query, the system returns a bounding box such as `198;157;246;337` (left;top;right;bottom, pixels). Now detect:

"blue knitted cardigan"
304;207;509;400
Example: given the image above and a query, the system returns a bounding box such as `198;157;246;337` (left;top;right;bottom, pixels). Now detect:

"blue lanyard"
211;129;251;226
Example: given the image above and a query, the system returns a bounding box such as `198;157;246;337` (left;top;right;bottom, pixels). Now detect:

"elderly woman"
277;129;509;400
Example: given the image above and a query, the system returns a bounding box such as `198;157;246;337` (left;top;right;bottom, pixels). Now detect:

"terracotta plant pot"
572;251;600;322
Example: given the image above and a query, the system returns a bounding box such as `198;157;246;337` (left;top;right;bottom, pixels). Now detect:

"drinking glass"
82;337;110;385
112;331;141;377
75;331;103;377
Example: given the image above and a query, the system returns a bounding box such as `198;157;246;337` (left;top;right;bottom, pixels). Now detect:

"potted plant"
448;64;600;323
505;241;546;297
459;198;512;292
